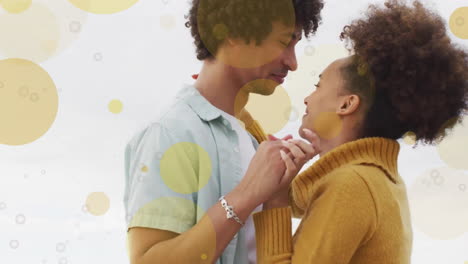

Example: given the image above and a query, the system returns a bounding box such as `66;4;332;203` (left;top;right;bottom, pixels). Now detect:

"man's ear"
337;94;360;116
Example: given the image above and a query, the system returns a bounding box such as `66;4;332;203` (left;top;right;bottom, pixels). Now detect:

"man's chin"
251;88;276;96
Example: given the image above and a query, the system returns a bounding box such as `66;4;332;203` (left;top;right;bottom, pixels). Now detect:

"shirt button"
222;119;229;126
233;146;239;153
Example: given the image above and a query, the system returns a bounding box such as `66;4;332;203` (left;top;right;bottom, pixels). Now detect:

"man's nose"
283;47;298;72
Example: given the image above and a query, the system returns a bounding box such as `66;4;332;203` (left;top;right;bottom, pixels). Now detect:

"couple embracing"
124;0;468;263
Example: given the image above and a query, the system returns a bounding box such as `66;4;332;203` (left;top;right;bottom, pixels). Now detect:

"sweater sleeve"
253;171;378;264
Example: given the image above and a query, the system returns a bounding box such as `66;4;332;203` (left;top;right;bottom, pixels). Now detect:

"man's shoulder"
126;97;208;150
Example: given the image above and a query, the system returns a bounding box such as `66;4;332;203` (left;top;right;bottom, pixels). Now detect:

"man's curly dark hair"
186;0;324;61
340;0;468;144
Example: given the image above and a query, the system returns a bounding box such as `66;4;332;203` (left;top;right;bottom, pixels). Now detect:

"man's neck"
194;60;249;116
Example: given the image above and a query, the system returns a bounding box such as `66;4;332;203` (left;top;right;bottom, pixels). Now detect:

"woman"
253;1;468;263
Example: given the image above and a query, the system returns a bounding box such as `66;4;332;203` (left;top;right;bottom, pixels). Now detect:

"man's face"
222;22;302;95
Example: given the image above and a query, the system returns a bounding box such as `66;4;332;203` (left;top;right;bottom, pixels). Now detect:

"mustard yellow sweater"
250;137;413;264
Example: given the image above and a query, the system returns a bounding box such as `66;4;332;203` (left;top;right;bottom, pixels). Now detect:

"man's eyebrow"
319;74;322;78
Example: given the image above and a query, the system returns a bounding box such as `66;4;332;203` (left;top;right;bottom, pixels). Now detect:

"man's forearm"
136;187;258;264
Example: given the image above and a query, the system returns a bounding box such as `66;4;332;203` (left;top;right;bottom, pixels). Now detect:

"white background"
1;0;467;263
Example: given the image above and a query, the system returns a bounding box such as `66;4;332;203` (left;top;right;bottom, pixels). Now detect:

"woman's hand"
263;129;321;210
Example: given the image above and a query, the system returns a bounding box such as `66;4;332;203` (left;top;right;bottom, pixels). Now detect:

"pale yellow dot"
197;0;295;68
0;59;58;146
402;131;417;145
449;7;468;39
130;197;216;262
160;14;176;30
1;0;32;13
160;143;212;194
0;3;60;62
436;115;468;170
108;99;123;114
312;112;343;140
85;192;110;216
235;79;291;134
286;44;349;119
409;167;468;240
68;0;139;14
213;23;228;40
141;165;148;172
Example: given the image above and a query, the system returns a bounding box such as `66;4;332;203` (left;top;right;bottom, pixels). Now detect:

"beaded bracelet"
219;196;244;226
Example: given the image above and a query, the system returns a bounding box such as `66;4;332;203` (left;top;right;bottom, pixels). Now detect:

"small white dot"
430;169;440;179
459;184;466;192
94;52;103;61
305;45;315;56
30;92;39;102
59;257;68;264
156;152;163;160
0;202;6;210
56;242;66;253
9;240;19;249
69;21;82;33
18;86;29;97
15;214;26;224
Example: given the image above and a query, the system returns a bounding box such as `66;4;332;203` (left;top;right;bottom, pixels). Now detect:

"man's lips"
270;74;287;84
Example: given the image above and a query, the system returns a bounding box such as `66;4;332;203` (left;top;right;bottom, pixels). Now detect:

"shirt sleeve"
253;171;378;264
123;122;205;234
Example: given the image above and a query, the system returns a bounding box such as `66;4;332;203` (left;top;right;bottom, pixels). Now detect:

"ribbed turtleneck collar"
290;137;400;213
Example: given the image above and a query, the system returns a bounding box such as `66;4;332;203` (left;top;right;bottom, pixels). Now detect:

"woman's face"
299;57;352;140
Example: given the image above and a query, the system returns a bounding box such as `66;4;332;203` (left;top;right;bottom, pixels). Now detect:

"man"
124;0;324;263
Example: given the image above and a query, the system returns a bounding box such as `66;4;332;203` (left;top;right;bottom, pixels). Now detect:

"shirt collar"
179;84;223;122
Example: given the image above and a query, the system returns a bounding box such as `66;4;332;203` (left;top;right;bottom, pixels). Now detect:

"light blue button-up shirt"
123;83;259;264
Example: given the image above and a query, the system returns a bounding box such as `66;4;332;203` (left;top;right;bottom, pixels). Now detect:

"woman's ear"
337;94;360;116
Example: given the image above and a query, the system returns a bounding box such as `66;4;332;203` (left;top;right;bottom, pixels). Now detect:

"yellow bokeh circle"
0;0;32;13
409;167;468;240
312;112;343;140
0;0;87;63
67;0;139;14
436;115;468;170
286;44;350;120
402;131;416;145
108;99;123;114
85;192;110;216
449;7;468;39
160;143;212;194
197;0;295;68
235;79;291;134
128;197;216;263
0;58;58;146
